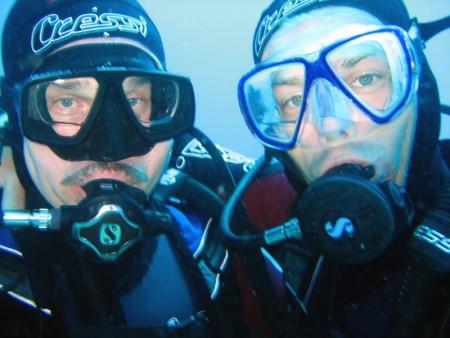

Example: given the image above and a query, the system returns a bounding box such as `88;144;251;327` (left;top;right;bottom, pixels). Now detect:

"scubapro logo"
99;223;122;246
325;217;355;239
414;225;450;254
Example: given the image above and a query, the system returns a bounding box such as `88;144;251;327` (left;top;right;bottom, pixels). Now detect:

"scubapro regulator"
1;179;175;262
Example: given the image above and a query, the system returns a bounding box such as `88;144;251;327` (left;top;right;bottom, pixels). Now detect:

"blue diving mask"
16;44;195;161
238;26;420;151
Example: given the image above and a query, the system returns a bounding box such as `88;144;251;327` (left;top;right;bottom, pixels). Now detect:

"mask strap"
411;16;450;116
417;15;450;42
442;104;450;116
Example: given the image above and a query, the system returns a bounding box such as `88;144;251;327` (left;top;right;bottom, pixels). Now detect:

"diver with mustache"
0;0;249;337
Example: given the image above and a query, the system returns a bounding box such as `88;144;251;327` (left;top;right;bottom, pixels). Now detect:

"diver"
0;0;249;337
221;0;450;337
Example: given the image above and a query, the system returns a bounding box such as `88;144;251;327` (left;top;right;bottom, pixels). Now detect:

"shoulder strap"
154;168;228;299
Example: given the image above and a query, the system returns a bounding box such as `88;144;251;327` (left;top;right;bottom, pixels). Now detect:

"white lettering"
437;238;450;254
414;225;450;255
31;12;148;55
254;0;330;58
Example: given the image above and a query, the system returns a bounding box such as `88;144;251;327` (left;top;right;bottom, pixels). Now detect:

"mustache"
61;162;151;186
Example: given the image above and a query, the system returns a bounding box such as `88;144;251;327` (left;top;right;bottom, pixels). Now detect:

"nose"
86;85;153;162
301;78;356;146
89;87;134;162
311;78;354;138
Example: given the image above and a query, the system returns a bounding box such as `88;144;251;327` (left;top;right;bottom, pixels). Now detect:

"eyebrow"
272;74;304;86
48;79;95;91
123;77;151;93
341;55;368;68
339;51;380;68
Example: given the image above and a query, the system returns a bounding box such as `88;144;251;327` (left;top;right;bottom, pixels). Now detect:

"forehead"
261;6;384;62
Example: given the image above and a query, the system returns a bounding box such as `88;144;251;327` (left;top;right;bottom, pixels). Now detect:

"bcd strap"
409;178;450;272
387;176;450;337
154;168;228;299
410;219;450;272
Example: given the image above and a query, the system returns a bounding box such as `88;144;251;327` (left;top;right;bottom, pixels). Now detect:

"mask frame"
238;26;419;150
19;69;195;147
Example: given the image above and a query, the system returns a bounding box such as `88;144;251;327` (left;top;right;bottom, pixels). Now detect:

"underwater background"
0;0;448;158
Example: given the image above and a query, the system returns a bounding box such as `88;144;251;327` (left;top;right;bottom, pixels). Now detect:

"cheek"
360;84;393;111
377;102;416;148
149;140;172;167
287;146;314;182
378;104;417;179
23;139;73;206
139;140;173;192
24;140;62;181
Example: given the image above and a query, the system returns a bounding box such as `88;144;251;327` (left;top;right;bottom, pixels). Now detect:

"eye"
353;73;380;87
280;94;303;114
128;97;142;107
58;97;76;108
277;94;303;122
284;95;303;108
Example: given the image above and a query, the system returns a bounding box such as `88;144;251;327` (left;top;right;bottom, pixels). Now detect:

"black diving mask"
16;44;195;161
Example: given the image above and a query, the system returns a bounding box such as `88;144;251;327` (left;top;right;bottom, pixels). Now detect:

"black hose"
220;153;271;250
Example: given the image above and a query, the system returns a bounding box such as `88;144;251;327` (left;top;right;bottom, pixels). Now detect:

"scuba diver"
220;0;450;337
0;0;250;337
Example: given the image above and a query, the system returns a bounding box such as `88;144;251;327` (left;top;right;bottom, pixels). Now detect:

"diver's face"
24;139;171;207
23;39;172;207
262;7;417;186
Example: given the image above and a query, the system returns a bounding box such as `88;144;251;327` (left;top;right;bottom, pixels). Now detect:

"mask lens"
326;31;411;119
23;73;188;145
28;77;98;137
122;75;179;129
242;62;306;147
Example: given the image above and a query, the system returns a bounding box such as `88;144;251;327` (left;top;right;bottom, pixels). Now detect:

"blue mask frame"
238;26;419;151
